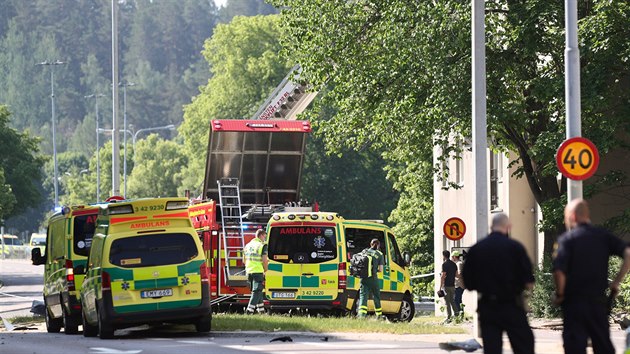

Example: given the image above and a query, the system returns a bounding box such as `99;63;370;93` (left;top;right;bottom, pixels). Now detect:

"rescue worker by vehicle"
244;229;268;314
358;238;384;318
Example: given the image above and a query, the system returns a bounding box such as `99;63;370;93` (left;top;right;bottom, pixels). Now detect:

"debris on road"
438;338;482;352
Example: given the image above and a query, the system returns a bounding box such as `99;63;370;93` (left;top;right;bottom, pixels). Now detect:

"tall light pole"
565;0;582;201
133;125;176;162
85;93;105;202
119;81;135;199
111;0;121;197
37;60;66;210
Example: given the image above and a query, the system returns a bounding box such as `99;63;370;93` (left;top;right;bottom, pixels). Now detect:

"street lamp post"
119;81;135;198
132;125;176;162
85;93;105;202
37;60;67;209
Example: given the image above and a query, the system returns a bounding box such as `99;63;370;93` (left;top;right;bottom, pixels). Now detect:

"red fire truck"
189;119;313;307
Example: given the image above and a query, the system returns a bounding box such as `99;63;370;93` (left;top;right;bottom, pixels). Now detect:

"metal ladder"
217;178;247;284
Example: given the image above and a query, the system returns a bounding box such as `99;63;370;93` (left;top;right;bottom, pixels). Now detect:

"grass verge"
213;314;467;335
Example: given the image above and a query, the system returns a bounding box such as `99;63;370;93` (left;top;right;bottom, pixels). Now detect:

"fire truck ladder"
217;178;248;286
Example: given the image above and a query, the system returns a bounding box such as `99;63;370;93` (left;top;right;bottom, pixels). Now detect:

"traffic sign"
443;217;466;241
556;137;599;181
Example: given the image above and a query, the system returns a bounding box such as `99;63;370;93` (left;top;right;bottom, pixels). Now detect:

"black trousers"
478;300;534;354
562;299;614;354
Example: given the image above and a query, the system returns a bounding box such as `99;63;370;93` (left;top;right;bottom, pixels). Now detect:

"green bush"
530;267;561;318
609;257;630;313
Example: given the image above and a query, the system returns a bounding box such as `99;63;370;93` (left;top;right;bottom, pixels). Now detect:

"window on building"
490;152;500;210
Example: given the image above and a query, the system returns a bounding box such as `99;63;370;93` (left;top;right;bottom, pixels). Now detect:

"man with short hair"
357;238;384;318
452;251;465;316
244;229;268;314
463;213;535;354
440;250;457;322
553;199;630;354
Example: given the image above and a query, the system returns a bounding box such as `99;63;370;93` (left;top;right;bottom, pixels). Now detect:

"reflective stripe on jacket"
245;238;264;274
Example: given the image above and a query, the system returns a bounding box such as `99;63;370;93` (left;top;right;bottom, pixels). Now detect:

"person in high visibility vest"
244;229;268;314
358;238;384;318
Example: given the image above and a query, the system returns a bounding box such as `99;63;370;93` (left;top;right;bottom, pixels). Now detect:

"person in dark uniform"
463;213;535;354
440;250;457;322
552;199;630;354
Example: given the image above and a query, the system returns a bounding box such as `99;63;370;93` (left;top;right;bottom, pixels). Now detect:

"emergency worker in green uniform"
244;229;268;314
358;238;385;318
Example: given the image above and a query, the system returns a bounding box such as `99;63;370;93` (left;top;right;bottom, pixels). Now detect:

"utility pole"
37;60;66;209
565;0;582;201
471;0;488;338
85;93;105;201
111;0;121;197
120;81;135;198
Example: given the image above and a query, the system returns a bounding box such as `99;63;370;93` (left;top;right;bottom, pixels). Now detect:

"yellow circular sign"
556;137;599;181
443;217;466;241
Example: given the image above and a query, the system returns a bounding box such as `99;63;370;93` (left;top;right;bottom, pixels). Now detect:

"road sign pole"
565;0;582;201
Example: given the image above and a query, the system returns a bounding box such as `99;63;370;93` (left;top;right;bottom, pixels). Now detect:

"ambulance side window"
345;228;386;262
89;237;103;269
387;233;405;268
51;220;65;260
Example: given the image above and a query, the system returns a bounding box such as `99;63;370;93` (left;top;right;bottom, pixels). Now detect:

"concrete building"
433;141;630;317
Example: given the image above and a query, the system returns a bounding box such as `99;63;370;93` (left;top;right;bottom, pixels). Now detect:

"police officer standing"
244;229;268;314
553;199;630;354
463;213;535;354
357;238;384;318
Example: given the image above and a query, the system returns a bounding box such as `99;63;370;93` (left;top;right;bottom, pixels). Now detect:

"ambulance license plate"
272;292;296;299
141;289;173;298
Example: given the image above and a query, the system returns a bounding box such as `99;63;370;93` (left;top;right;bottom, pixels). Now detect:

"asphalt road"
0;259;44;318
1;259;629;353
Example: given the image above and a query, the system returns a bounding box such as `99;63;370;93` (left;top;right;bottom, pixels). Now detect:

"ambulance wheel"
82;310;98;337
195;316;211;333
45;300;62;333
393;294;415;322
97;305;114;339
62;307;79;334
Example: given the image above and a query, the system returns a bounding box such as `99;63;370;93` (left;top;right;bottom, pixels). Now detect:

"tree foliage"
179;15;293;195
0;105;44;220
272;0;630;260
127;134;187;198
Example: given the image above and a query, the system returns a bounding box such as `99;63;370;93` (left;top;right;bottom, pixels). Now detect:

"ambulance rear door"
266;224;339;302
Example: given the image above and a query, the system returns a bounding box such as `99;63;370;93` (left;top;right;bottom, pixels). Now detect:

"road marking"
0;291;39;301
304;342;400;349
222;345;266;351
89;348;142;354
176;340;213;345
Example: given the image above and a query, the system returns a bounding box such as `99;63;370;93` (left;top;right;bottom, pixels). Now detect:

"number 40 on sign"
556;137;600;181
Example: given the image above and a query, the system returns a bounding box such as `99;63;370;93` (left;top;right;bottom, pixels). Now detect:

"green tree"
179;15;293;195
0;105;44;218
127;134;187;198
272;0;630;260
0;169;17;221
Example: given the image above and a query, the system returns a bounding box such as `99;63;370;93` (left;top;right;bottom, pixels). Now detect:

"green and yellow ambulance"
32;205;100;334
264;212;415;321
80;198;211;339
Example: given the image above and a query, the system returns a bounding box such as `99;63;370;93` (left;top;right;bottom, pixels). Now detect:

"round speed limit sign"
556;137;599;181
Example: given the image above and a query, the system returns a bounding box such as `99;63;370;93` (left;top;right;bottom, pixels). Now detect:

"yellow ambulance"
32;205;100;334
80;198;211;339
264;212;415;321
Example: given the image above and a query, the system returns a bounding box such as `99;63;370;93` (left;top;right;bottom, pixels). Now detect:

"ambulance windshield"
109;233;198;268
267;226;337;264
